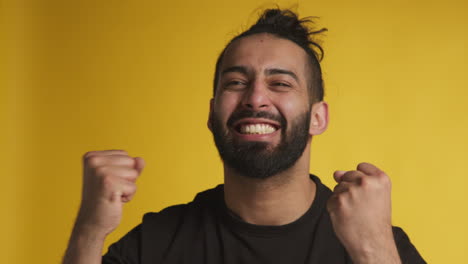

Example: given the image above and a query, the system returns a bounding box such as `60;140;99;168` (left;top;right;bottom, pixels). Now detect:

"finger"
357;162;384;176
95;166;139;181
333;170;346;183
86;155;136;169
120;183;137;203
340;170;365;183
134;157;146;175
111;190;122;203
333;181;352;194
326;194;345;213
107;180;137;203
83;150;128;160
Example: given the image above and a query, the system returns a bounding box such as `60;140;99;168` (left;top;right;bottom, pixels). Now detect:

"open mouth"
233;119;281;135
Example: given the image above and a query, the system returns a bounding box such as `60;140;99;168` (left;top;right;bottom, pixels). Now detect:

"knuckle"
94;166;108;176
83;151;95;160
352;171;362;180
335;194;346;208
129;169;139;178
86;156;102;167
382;175;392;188
360;176;369;188
333;184;340;192
100;175;114;189
357;162;367;169
377;171;388;180
123;156;136;167
376;171;390;184
345;171;360;181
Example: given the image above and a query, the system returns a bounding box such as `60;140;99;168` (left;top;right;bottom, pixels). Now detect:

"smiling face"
209;33;319;179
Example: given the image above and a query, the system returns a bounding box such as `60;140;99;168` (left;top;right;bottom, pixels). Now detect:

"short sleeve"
102;225;141;264
392;226;426;264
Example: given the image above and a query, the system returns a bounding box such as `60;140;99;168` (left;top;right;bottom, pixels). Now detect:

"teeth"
239;124;276;134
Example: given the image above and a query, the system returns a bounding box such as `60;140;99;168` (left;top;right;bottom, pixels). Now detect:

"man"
63;8;425;264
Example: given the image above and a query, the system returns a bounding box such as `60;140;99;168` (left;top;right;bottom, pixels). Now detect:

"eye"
228;80;245;86
272;82;291;87
224;80;247;90
270;81;292;91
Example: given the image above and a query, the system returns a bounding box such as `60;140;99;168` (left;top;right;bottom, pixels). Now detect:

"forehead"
221;33;309;77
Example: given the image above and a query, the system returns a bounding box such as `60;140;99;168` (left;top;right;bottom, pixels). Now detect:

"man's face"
209;33;313;179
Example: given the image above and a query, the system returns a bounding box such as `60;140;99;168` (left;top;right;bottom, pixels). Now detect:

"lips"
232;118;281;135
239;123;276;134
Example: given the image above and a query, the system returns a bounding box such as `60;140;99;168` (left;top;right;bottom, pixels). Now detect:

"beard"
210;108;311;179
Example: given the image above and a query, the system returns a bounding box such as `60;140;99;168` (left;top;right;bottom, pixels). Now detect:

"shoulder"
142;184;224;225
102;225;142;264
103;185;224;263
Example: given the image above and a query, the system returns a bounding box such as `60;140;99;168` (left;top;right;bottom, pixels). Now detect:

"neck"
223;145;316;226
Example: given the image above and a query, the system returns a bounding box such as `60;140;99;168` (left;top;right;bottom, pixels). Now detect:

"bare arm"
62;150;145;264
327;163;401;264
62;223;106;264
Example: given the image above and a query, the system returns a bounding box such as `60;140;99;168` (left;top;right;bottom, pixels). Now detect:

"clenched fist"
327;163;401;264
75;150;145;238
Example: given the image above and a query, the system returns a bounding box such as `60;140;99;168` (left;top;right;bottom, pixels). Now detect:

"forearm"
62;223;107;264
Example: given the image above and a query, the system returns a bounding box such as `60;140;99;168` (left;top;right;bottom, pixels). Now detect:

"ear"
207;98;214;132
309;101;329;136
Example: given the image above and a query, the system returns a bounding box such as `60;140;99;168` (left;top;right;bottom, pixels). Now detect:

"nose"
241;80;271;111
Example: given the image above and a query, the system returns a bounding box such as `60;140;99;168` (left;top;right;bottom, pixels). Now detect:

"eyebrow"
221;66;249;76
265;68;299;82
221;66;299;82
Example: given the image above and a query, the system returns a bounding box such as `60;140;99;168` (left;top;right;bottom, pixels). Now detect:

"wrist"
74;206;116;239
63;222;107;264
346;238;401;264
71;220;109;243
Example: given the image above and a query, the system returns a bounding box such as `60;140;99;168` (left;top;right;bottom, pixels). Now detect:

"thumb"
134;157;146;175
333;170;346;183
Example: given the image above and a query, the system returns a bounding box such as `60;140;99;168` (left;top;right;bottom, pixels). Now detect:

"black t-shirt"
103;175;426;264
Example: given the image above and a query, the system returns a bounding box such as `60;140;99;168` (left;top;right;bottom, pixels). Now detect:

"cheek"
214;94;240;122
281;100;296;113
276;97;308;117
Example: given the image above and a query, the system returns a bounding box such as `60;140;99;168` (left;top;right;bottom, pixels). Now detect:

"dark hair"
213;8;327;103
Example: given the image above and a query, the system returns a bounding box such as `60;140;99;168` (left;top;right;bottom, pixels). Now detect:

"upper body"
63;8;425;264
102;175;425;264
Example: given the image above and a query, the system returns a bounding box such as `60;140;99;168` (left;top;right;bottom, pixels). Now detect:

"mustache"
227;109;287;128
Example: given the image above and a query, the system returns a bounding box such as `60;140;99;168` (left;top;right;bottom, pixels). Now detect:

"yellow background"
3;0;467;263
